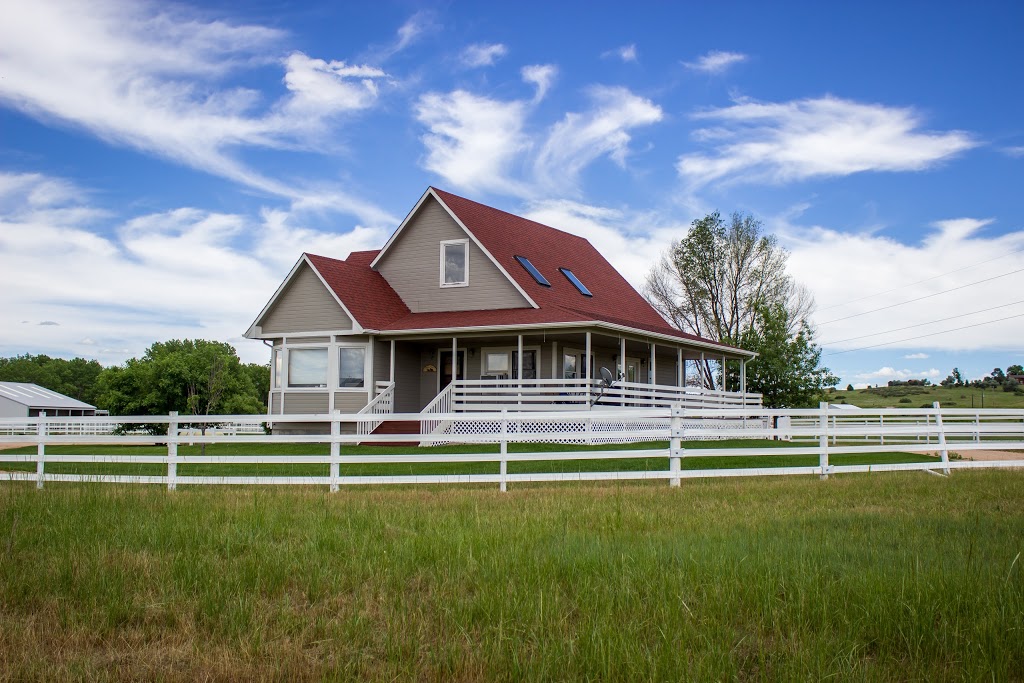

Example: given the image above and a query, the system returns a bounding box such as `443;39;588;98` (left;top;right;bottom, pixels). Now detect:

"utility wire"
824;311;1024;355
818;246;1024;313
820;299;1024;346
817;267;1024;326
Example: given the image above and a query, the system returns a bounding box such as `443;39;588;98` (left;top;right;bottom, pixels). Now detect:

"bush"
898;397;912;404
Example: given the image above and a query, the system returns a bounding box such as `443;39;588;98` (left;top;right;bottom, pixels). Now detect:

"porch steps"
364;420;421;447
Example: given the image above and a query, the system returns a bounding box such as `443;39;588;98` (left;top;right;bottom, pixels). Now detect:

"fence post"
669;405;683;487
167;411;178;491
330;410;340;492
933;401;950;475
818;402;829;480
880;414;885;445
500;409;508;493
36;411;46;489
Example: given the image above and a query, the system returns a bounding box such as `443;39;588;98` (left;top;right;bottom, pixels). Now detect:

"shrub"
898;397;912;404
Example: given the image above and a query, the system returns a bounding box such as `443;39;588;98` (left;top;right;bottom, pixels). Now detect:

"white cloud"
460;43;508;68
415;90;531;196
903;353;929;359
521;64;558;103
1003;146;1024;158
0;0;392;225
0;172;382;365
776;213;1024;353
603;44;638;63
677;96;977;188
855;367;942;382
535;86;663;191
684;50;747;74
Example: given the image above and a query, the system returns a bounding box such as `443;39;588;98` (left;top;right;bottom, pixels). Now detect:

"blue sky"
1;0;1022;389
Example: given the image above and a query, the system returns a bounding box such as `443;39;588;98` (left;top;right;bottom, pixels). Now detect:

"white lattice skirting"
425;416;770;445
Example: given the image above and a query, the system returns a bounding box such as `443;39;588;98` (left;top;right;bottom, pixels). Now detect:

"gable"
373;195;530;313
258;262;354;334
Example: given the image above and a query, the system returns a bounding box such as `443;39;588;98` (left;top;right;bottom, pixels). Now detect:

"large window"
338;347;366;388
288;348;327;388
440;239;469;287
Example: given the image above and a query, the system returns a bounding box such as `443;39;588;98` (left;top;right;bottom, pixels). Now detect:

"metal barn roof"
0;382;96;410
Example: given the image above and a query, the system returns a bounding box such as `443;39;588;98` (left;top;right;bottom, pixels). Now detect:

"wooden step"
363;419;421;447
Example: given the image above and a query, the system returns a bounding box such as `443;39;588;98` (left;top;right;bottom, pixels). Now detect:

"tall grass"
1;471;1022;680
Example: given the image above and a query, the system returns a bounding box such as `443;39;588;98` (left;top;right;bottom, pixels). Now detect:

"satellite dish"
599;366;615;387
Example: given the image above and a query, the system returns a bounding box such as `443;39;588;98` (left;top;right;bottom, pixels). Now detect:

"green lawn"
1;472;1022;680
831;384;1024;409
0;439;937;479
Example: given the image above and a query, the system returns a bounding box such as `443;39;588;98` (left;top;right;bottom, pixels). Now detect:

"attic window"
558;267;593;297
514;255;550;286
440;239;469;287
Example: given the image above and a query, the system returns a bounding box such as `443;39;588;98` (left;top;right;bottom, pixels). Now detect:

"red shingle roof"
302;188;744;353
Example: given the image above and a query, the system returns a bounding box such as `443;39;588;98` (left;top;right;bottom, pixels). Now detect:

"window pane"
273;349;282;389
558;267;593;296
563;353;577;379
288;348;327;387
338;347;365;388
485;352;509;374
444;243;466;284
515;351;537;380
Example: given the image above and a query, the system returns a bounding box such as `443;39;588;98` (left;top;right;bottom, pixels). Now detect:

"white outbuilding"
0;382;98;418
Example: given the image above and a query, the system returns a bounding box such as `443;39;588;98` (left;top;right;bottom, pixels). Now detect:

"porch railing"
449;378;762;413
419;382;454;436
355;381;395;436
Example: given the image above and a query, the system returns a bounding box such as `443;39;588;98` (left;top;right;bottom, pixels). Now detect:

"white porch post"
700;352;706;389
619;336;626;380
740;359;747;396
551;341;558;379
722;355;727;391
584;331;592;405
677;348;684;387
389;339;396;383
650;342;656;385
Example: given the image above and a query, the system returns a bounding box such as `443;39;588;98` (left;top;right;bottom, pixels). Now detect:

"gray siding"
656;348;680;386
271;393;281;413
283;392;329;414
0;396;27;418
334;392;369;413
393;343;423;413
373;339;390;385
376;196;529;313
260;263;353;334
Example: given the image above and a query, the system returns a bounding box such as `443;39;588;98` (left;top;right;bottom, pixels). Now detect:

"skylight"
514;255;550;286
558;267;592;297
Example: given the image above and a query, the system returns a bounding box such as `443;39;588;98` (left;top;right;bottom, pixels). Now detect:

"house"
0;381;98;418
245;187;757;433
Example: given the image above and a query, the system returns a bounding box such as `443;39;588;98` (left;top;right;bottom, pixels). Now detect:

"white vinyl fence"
1;404;1023;491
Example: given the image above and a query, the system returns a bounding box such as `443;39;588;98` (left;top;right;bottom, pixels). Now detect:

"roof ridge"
432;187;590;243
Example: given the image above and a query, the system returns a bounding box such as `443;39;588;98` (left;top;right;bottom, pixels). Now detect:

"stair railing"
356;381;395;436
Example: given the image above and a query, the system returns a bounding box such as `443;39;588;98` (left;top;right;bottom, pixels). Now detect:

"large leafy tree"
735;304;838;408
0;354;104;405
645;211;834;405
96;340;266;417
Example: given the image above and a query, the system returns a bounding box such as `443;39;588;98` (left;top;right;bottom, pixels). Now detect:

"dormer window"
440;239;469;287
514;255;550;286
559;267;593;297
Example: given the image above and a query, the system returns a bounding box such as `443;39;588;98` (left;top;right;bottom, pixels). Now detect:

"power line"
818;246;1024;313
817;267;1024;326
824;311;1024;356
820;299;1024;346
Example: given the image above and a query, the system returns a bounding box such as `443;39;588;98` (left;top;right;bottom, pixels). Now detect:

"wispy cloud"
855;367;942;382
0;0;394;224
603;44;638;63
678;96;977;188
903;353;929;359
415;90;531;196
460;42;508;68
684;50;747;74
521;64;558;103
1003;146;1024;158
0;172;390;364
535;87;663;192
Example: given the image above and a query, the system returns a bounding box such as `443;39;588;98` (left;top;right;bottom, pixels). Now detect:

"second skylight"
514;255;550;286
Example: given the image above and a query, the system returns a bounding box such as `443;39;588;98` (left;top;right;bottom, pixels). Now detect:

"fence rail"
2;403;1023;491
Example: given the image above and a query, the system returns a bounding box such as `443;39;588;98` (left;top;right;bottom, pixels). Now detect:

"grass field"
833;384;1024;409
1;471;1022;681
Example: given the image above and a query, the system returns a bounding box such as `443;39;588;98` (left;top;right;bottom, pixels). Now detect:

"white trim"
480;344;542;379
436;345;468;393
337;343;370;392
439;238;470;288
244;254;363;339
383;320;756;359
370;188;539;309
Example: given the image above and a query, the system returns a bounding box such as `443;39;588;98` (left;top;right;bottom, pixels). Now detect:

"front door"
439;350;465;389
625;358;641;384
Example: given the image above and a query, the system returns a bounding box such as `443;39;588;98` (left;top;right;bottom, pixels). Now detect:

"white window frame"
337;344;369;391
481;345;542;380
440;238;469;288
287;347;329;389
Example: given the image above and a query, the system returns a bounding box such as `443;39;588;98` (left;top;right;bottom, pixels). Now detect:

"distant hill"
826;385;1024;409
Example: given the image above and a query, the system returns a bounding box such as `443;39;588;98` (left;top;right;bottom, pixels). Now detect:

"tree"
644;210;833;405
846;384;855;392
97;340;266;417
0;354;105;405
1007;364;1023;376
732;304;838;408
